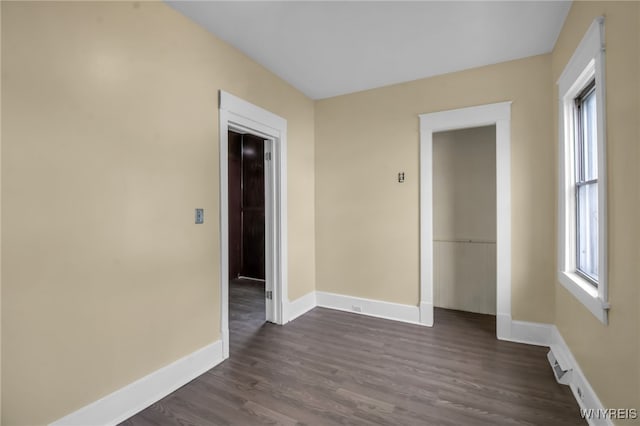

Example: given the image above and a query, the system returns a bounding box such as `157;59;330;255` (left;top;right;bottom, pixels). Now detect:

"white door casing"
219;91;288;358
419;102;512;339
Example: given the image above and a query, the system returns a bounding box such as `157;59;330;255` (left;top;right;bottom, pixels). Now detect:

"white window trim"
557;16;608;324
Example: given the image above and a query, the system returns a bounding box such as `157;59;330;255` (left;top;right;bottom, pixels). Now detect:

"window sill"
558;271;608;324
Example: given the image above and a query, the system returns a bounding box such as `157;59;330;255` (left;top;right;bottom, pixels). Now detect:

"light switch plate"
195;208;204;224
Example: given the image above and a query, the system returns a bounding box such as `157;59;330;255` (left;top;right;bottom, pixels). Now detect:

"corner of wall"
49;341;225;426
286;291;316;323
551;0;640;416
310;98;318;298
1;0;4;420
312;99;321;297
636;2;640;413
550;326;613;426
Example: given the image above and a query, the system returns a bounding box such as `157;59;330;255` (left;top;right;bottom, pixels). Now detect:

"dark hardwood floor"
122;282;583;425
228;278;266;328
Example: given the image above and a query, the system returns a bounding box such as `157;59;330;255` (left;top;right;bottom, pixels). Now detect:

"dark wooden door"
227;131;265;280
241;134;265;280
228;131;243;280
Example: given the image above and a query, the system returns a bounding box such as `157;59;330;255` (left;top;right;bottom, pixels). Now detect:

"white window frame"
557;16;608;324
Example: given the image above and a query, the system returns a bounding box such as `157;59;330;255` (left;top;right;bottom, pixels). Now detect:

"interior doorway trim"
219;91;288;358
419;102;512;339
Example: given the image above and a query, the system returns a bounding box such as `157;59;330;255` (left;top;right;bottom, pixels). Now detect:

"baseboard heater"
547;345;573;385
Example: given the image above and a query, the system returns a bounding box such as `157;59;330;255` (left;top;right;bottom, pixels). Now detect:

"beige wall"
3;1;639;424
1;2;315;425
433;126;496;242
0;1;3;421
315;53;555;322
433;126;496;314
551;1;640;416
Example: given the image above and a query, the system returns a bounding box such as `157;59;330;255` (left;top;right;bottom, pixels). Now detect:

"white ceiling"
167;1;572;100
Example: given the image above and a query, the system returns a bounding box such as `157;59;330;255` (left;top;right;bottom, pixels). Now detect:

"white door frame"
419;102;512;339
219;91;288;358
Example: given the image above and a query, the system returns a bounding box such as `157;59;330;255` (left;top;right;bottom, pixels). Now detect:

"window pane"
581;89;598;180
577;182;598;283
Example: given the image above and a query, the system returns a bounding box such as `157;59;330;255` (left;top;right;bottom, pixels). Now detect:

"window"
574;80;598;284
557;17;608;324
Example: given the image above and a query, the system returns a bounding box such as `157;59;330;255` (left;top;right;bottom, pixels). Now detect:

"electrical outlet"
352;305;362;312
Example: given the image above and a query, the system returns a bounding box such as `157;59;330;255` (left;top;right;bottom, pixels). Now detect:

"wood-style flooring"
122;281;583;425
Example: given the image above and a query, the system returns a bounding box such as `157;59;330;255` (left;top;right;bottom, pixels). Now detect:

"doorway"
432;126;497;322
228;130;266;282
228;130;267;335
219;91;288;359
419;102;512;340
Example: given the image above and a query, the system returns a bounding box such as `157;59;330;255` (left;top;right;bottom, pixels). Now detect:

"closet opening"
432;125;497;333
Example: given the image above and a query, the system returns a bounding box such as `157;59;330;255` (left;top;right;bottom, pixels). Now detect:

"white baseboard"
50;340;225;426
488;317;609;425
496;313;512;341
505;318;553;346
503;319;610;425
419;301;433;326
550;326;611;426
316;291;421;325
286;291;317;323
47;298;607;426
222;328;230;359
